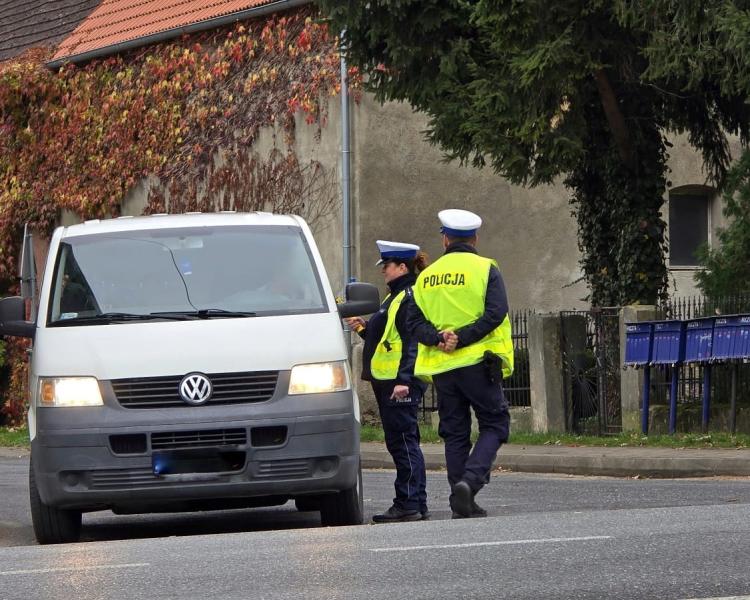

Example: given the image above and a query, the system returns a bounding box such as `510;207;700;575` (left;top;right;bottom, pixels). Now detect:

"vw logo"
179;373;213;405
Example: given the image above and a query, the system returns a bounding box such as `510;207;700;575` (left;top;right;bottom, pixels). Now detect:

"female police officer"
345;241;429;522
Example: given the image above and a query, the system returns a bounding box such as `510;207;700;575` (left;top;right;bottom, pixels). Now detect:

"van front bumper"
32;400;359;511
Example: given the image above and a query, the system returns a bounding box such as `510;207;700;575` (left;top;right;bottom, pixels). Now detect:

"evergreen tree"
318;0;750;305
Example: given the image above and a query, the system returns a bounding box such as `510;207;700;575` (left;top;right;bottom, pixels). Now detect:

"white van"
0;212;379;544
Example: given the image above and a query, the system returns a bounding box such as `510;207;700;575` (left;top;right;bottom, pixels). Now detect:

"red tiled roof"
51;0;306;64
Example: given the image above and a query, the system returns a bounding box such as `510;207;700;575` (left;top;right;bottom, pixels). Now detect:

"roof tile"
52;0;294;63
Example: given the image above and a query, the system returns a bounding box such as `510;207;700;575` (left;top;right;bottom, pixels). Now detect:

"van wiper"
152;309;257;319
52;312;199;326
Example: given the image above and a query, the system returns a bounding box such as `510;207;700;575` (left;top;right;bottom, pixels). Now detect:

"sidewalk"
361;442;750;478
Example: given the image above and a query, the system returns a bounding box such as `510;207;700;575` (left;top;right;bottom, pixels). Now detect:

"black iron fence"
559;308;622;435
421;308;533;420
653;294;750;423
658;293;750;320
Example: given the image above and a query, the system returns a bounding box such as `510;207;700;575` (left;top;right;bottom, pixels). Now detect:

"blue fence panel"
685;317;715;363
624;323;653;366
651;320;686;365
712;315;750;361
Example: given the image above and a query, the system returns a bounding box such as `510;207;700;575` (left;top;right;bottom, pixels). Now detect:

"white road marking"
679;597;750;600
370;535;612;552
0;563;149;576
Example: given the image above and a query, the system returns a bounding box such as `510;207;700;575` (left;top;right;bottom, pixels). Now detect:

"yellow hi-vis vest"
370;290;407;380
412;252;514;378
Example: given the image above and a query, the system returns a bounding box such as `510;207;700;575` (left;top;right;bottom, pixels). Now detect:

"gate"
560;308;622;435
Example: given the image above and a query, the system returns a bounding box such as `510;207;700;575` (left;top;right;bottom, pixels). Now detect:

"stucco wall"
349;99;742;308
663;132;741;298
350;96;588;312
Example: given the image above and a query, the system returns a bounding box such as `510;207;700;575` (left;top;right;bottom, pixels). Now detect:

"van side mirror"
0;296;35;338
337;282;380;318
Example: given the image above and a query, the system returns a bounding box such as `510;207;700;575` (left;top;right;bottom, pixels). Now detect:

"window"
668;190;711;267
47;225;327;324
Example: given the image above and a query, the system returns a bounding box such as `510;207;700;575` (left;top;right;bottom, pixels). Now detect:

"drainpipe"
340;32;352;289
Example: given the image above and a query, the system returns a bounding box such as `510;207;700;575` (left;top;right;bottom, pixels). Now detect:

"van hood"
32;312;348;380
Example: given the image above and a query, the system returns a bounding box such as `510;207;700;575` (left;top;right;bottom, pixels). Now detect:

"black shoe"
372;505;422;523
420;508;431;521
450;480;473;518
451;501;487;519
470;500;487;517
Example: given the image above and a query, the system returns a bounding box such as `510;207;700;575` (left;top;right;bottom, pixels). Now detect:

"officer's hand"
390;385;410;400
438;330;458;353
344;317;366;329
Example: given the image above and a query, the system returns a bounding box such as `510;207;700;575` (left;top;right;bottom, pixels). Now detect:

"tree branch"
594;68;636;170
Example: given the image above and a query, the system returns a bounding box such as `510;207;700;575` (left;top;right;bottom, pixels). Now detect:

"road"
1;452;750;599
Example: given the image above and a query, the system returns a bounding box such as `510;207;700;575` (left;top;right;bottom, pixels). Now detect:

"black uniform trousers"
433;362;510;492
371;381;427;513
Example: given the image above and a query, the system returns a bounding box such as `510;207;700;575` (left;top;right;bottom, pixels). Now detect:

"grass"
2;425;748;450
361;424;750;449
0;426;29;448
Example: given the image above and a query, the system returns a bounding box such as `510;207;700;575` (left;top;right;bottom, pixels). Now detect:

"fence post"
620;305;657;432
528;313;566;432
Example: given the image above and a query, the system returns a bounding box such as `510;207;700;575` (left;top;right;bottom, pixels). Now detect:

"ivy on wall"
0;6;359;424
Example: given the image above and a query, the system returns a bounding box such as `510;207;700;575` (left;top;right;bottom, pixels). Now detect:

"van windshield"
47;225;328;325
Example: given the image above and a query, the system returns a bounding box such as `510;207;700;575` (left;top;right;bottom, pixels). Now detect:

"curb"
361;443;750;478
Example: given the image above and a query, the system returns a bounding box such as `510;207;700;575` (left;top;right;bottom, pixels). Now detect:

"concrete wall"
663;133;742;297
349;101;742;307
350;96;589;312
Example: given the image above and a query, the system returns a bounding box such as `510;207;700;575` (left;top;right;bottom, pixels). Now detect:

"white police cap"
375;240;420;266
438;209;482;237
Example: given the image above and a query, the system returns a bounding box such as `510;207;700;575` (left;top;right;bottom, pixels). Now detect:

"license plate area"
152;449;246;476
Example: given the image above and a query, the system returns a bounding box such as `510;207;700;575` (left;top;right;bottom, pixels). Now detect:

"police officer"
345;240;429;522
408;209;513;519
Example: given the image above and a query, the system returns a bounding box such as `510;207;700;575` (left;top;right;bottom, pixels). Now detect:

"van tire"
319;460;363;526
295;497;320;512
29;459;82;544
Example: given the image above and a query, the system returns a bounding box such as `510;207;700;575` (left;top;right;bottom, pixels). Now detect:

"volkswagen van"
0;212;379;543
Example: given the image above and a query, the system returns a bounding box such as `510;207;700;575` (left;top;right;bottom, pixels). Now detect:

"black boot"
450;481;488;519
372;505;422;523
449;480;474;518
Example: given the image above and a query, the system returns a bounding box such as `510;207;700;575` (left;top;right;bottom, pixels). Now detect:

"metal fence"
653;294;750;414
658;293;750;320
559;308;622;435
421;308;533;420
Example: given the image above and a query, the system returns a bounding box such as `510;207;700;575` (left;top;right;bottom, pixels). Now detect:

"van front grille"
151;428;247;450
111;371;279;408
255;459;310;479
90;468;162;489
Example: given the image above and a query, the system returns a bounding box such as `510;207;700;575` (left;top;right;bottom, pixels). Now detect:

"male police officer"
408;209;513;518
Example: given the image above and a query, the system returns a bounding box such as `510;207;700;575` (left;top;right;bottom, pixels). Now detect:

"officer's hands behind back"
438;330;458;353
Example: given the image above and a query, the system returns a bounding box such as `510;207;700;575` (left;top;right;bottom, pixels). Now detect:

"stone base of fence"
620;305;657;432
646;403;750;435
528;313;565;432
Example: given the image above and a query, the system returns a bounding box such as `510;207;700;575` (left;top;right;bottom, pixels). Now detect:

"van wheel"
319;460;363;526
29;459;82;544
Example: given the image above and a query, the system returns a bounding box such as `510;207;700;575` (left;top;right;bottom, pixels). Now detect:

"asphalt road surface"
2;453;750;599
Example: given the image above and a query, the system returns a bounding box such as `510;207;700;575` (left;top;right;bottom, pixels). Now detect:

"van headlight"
288;361;350;395
38;377;103;407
